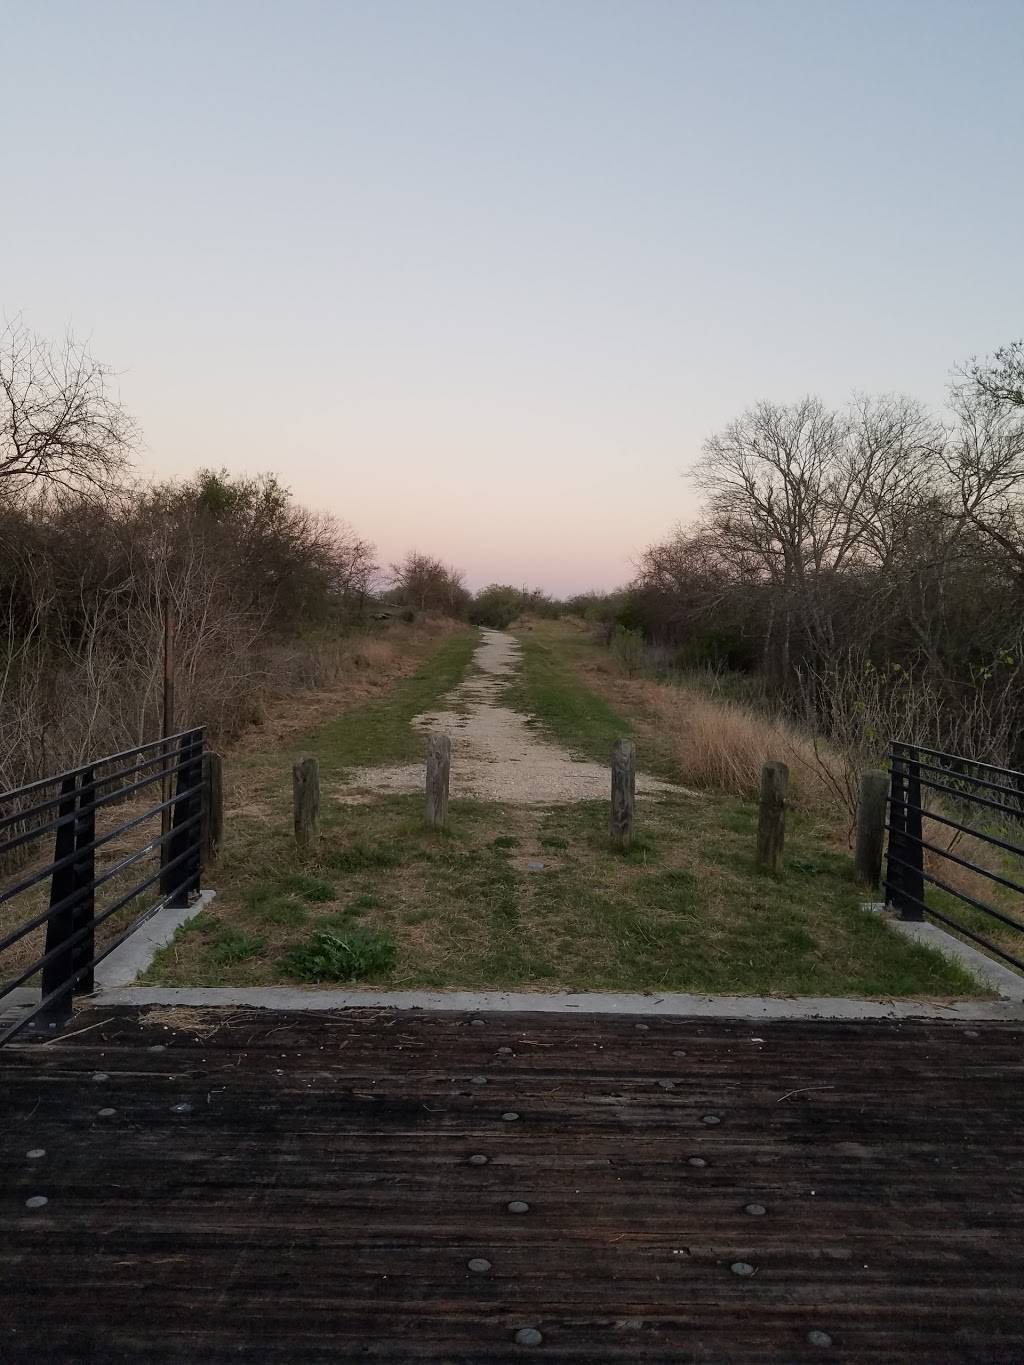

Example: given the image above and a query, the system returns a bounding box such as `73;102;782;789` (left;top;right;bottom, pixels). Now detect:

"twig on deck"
776;1084;834;1104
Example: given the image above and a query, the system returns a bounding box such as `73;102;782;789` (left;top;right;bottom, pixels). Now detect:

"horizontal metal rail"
0;757;193;856
1;729;204;807
883;883;1024;975
910;773;1024;823
0;729;206;1045
0;828;199;1004
906;758;1024;801
886;851;1024;937
884;822;1024;899
0;842;200;1044
885;740;1024;976
0;813;197;959
891;800;1024;861
0;779;204;910
891;740;1024;782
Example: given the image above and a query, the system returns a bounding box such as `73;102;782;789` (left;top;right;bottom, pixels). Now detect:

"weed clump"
279;926;396;982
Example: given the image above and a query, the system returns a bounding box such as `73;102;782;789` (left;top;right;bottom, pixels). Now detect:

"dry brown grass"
538;619;845;819
230;616;458;760
629;680;844;813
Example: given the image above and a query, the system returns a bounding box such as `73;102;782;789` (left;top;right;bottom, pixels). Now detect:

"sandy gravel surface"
339;628;687;805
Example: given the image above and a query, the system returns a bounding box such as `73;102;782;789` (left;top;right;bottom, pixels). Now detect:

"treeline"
614;342;1024;767
0;469;378;789
384;554;561;628
0;320;563;791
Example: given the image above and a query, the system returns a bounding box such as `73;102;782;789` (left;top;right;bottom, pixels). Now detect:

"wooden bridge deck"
2;1006;1023;1363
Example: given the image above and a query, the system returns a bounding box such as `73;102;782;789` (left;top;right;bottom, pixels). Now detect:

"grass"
504;627;646;766
279;925;396;982
144;790;979;997
138;613;986;997
514;619;844;811
296;628;479;769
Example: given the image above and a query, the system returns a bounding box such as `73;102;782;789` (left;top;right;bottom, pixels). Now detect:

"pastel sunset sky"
3;1;1022;593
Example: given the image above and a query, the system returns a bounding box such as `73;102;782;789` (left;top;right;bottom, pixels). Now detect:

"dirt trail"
340;628;686;805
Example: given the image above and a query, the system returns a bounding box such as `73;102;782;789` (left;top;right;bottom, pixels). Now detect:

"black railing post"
163;729;203;908
39;776;79;1026
186;730;204;897
902;748;925;920
885;742;925;921
71;766;97;994
885;746;907;914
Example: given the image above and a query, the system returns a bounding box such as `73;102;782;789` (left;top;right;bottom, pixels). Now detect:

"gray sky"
3;1;1022;593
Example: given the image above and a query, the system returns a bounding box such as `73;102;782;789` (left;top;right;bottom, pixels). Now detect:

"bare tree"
962;340;1024;413
388;552;469;616
944;385;1024;573
0;318;136;494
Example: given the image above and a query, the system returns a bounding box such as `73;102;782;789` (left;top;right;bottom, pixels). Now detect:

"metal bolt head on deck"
502;1111;520;1121
468;1154;488;1165
808;1330;833;1347
702;1114;721;1125
25;1196;48;1210
470;1075;488;1086
98;1108;116;1118
514;1328;543;1347
744;1203;767;1216
467;1258;492;1273
171;1102;192;1114
687;1157;707;1168
26;1149;45;1160
92;1072;108;1082
470;1018;486;1027
507;1200;530;1214
730;1261;755;1277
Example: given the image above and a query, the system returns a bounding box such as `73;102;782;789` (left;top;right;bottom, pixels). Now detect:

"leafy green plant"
278;926;397;982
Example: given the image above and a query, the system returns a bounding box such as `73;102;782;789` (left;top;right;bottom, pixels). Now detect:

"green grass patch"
272;872;338;903
279;926;397;982
148;789;983;997
296;627;478;769
503;630;633;763
209;927;266;966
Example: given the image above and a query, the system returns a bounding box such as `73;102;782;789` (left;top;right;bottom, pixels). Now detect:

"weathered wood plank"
2;1008;1023;1363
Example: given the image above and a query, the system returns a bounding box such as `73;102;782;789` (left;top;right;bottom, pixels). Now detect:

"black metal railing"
0;728;206;1044
885;740;1024;972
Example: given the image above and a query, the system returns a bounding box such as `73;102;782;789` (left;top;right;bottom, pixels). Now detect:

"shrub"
610;625;645;678
279;926;397;982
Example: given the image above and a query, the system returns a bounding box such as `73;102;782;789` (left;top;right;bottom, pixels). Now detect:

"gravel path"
339;628;687;805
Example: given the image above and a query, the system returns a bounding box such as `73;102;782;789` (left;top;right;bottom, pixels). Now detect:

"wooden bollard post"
425;735;451;829
292;755;320;853
610;738;636;850
756;760;788;873
854;769;889;889
200;751;223;870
